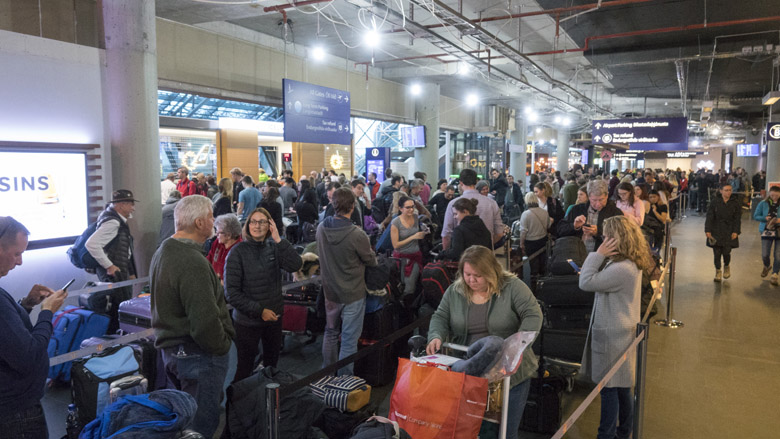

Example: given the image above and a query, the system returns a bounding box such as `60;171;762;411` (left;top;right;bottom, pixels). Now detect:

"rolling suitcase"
48;306;110;382
118;295;153;335
548;236;587;275
80;336;166;391
535;275;594;307
522;305;564;434
354;338;396;387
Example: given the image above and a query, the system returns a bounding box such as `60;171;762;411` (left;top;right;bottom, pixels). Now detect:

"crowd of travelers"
0;158;775;439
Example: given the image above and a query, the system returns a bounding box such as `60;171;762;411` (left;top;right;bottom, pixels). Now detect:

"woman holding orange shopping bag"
426;245;543;439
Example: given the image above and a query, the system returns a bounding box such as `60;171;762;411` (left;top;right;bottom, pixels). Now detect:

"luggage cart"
408;332;537;439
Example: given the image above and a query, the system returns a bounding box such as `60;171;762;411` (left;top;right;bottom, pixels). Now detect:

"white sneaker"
714;270;722;282
771;273;779;286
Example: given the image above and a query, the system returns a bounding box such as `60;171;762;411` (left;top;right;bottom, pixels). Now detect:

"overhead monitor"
0;151;89;244
736;143;759;157
400;126;426;148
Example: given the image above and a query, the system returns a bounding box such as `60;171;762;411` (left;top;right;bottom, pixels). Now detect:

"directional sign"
592;117;688;150
283;78;351;145
767;122;780;141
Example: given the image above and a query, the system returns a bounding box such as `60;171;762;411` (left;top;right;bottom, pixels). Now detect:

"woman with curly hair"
579;215;653;439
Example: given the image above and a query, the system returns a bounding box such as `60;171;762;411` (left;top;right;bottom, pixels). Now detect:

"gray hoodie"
158;195;181;246
316;216;377;304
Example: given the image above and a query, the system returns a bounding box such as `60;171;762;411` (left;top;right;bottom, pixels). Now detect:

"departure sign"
283;79;351;145
592;117;688;150
736;144;759;157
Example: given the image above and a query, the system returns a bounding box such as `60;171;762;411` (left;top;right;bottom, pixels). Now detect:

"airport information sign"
283;78;351;145
592;117;688;150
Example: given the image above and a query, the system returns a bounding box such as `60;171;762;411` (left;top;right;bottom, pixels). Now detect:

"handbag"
388;358;488;439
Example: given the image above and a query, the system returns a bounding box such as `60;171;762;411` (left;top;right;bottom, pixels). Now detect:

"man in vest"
85;189;138;331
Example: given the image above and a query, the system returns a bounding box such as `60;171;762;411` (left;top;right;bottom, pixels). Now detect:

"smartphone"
61;278;76;291
567;259;581;274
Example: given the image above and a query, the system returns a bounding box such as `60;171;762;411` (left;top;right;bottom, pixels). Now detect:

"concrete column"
768;113;780;188
557;127;570;173
102;0;161;277
509;114;527;185
414;83;440;181
733;131;760;176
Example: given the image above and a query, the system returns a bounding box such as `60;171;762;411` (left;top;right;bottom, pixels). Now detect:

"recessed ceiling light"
364;28;380;48
311;46;326;61
466;93;479;107
410;83;422;96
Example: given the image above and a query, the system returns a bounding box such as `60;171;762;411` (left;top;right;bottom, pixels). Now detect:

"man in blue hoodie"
0;216;67;438
317;188;378;375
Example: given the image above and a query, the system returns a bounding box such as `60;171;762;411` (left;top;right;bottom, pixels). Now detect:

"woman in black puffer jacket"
224;207;302;382
437;197;492;261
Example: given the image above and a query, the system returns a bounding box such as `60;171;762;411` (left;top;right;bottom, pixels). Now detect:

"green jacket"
150;238;235;356
428;276;543;388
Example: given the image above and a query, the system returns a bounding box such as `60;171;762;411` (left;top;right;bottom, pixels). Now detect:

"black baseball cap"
111;189;138;203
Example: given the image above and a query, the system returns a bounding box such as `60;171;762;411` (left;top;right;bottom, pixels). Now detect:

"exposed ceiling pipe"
523;15;780;57
263;0;332;13
605;49;760;67
675;60;688;117
384;0;652;33
353;49;491;66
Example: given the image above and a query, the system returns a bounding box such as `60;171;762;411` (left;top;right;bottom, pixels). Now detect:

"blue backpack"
67;222;100;269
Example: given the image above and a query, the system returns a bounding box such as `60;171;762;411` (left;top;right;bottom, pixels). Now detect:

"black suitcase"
361;302;397;341
536;329;588;363
543;305;592;330
535;275;594;307
354;339;396;387
521;374;565;434
548;236;587;275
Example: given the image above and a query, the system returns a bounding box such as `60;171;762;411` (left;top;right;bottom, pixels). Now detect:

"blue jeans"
0;404;48;439
761;239;780;273
505;379;532;439
322;297;366;376
598;387;633;439
162;345;230;438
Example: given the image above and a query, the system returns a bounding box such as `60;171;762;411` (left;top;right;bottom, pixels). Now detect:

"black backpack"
67;222;100;270
371;189;397;223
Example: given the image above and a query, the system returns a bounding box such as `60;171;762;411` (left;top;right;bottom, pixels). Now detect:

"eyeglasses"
402;205;415;210
249;219;269;226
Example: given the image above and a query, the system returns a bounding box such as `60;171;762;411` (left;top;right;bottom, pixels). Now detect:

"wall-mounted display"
0;151;88;243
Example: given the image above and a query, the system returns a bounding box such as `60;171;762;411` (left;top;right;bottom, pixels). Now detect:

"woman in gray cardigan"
426;245;542;439
579;215;653;439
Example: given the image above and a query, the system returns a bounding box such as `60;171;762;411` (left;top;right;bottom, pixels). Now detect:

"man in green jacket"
150;195;235;438
561;172;579;211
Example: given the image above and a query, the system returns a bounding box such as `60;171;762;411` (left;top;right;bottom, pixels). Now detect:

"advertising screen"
367;160;385;183
401;126;426;148
736;143;759;157
0;151;88;243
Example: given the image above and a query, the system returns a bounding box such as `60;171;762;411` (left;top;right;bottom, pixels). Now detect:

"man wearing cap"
85;189;138;330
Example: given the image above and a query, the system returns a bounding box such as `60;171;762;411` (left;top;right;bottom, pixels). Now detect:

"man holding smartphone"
558;180;624;252
0;216;68;438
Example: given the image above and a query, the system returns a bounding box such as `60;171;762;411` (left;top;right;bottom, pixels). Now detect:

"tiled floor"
44;208;780;438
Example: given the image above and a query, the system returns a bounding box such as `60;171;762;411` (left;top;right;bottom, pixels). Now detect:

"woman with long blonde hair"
579;215;652;439
427;245;542;439
212;177;234;217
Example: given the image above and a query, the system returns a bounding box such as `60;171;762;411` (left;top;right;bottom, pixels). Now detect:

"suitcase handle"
52;306;84;327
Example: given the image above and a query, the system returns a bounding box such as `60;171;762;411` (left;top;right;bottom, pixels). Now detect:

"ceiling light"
551;139;557;145
664;101;669;106
528;112;538;122
563;117;571;127
725;138;733;145
364;28;380;48
763;91;780;106
554;115;562;124
466;93;479;107
524;106;533;115
310;46;326;61
410;83;422;97
692;138;700;146
535;127;542;133
458;63;470;76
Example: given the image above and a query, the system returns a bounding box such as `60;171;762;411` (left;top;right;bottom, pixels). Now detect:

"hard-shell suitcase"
48;306;110;382
535;275;594;307
118;295;152;335
354;339;396;387
548;236;587;275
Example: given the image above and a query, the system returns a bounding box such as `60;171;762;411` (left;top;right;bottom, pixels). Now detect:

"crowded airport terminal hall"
2;0;780;438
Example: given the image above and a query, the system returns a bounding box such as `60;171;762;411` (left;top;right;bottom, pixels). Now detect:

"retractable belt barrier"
64;277;150;300
49;328;155;366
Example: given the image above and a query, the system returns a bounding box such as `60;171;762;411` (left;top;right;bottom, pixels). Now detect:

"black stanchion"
633;323;649;439
266;383;280;439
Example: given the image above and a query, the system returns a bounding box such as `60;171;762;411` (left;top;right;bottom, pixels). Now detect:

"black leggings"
233;320;283;382
712;246;732;270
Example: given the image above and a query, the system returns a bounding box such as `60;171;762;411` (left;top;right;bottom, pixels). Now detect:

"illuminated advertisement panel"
0;151;88;243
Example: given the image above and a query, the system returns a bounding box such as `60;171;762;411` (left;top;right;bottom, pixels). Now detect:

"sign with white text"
0;151;88;242
766;122;780;141
283;79;351;145
592;117;688;150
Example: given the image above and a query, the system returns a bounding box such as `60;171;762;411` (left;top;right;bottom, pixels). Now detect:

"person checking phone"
754;185;780;285
0;216;68;438
558;180;624;252
391;196;429;272
224;207;302;382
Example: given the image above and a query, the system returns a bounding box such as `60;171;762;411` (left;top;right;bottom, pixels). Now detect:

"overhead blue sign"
736;143;759;157
768;122;780;141
283;78;351;145
592;117;689;150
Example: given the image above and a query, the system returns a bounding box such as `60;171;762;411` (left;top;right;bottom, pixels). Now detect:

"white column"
509;114;527;184
557;127;570;172
768;112;780;188
414;83;440;181
101;0;161;276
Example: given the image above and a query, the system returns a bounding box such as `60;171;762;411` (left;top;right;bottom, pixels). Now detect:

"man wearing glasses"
84;189;138;331
0;217;68;437
558;180;624;252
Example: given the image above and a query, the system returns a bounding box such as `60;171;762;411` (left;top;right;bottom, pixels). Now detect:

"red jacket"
177;178;197;197
207;237;242;280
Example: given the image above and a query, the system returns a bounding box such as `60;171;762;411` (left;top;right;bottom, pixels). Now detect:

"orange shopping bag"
389;358;488;439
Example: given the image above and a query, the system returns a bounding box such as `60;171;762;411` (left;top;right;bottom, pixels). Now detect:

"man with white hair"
150;195;235;438
557;179;623;251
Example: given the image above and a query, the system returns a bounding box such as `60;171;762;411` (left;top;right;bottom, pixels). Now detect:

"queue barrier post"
266;383;280;439
655;246;684;328
633;322;649;439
